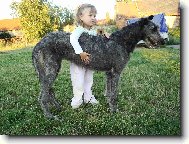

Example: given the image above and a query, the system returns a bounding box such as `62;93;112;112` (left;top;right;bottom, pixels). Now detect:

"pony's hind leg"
39;76;60;119
38;57;62;119
49;88;61;111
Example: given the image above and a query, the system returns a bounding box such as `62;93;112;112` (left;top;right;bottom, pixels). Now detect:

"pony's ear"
148;15;154;20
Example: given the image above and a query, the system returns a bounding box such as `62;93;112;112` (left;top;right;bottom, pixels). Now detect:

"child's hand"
80;52;91;64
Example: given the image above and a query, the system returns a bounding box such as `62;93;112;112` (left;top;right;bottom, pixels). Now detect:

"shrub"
166;27;180;45
104;25;118;34
0;31;13;39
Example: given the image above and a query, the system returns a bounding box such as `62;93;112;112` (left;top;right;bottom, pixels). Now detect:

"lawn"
0;46;181;135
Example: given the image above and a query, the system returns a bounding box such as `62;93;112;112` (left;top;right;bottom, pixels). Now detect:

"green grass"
0;47;180;135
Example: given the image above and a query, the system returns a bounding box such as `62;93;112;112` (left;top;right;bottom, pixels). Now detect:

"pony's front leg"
107;72;120;112
105;71;112;97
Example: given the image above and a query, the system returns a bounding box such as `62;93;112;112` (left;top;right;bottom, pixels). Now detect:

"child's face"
80;7;97;29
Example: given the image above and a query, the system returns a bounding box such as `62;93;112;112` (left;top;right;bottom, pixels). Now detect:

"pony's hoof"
45;114;63;121
110;108;119;113
53;115;63;121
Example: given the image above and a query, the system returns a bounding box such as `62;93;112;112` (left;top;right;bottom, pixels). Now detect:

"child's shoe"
71;98;83;109
84;96;99;105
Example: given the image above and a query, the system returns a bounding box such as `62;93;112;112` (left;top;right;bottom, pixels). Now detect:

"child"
70;4;99;109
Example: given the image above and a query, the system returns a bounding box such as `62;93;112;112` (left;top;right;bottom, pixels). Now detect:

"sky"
0;0;116;20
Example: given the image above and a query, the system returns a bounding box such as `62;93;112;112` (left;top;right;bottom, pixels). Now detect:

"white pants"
70;63;94;103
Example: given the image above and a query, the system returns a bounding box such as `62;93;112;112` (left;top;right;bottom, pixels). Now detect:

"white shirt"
70;26;97;54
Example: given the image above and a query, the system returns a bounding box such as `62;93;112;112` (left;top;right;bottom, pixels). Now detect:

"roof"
115;0;180;18
0;18;21;31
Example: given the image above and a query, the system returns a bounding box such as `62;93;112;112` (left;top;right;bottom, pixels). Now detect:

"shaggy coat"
32;15;165;119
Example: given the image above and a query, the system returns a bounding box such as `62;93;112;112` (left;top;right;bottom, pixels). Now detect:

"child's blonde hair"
75;4;97;27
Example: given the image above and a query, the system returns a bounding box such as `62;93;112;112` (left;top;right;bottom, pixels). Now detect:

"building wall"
165;16;180;28
115;0;180;29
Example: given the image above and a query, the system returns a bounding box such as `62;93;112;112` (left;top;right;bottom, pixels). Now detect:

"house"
114;0;180;29
0;18;21;31
0;18;22;41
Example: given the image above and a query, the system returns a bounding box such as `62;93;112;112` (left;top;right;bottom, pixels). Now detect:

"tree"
61;8;74;26
105;12;110;24
11;0;74;42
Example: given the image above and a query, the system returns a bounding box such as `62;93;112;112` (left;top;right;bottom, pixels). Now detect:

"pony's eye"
153;26;156;30
153;26;158;31
150;25;155;29
150;25;158;31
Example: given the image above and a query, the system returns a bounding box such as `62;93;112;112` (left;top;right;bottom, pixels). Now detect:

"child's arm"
70;28;90;64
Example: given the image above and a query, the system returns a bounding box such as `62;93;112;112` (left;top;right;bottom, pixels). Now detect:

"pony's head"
139;15;166;48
